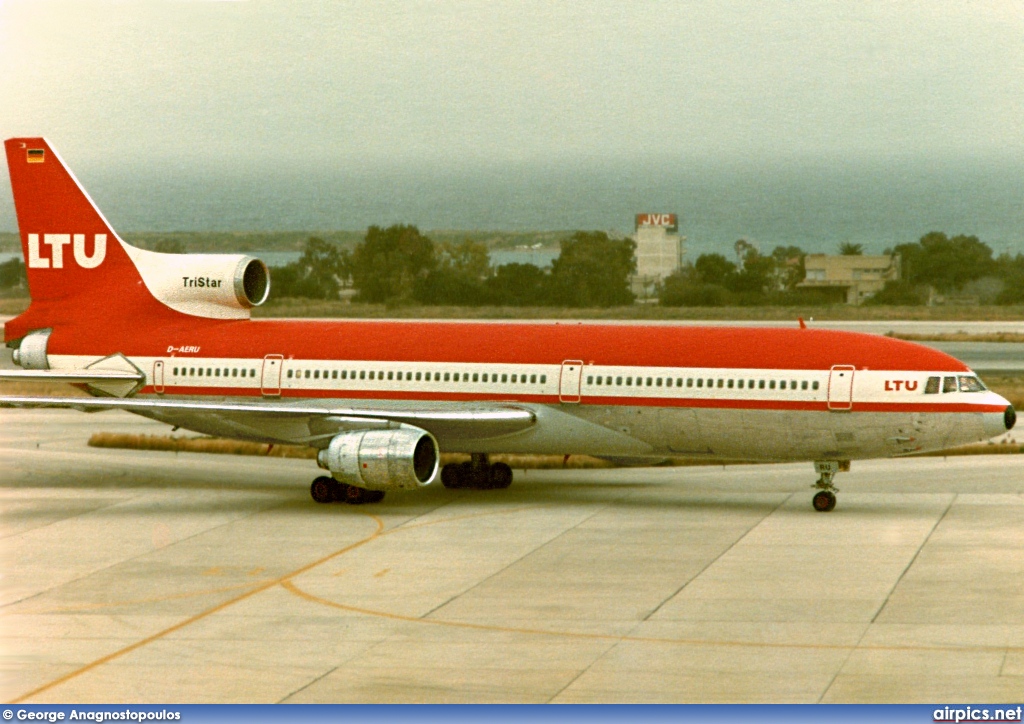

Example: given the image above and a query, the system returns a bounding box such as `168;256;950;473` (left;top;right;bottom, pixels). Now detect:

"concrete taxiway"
3;409;1024;703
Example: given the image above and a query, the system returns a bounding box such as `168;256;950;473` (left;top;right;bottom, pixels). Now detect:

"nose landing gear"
811;460;842;512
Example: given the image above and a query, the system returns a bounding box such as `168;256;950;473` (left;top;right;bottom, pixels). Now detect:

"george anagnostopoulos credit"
10;712;181;723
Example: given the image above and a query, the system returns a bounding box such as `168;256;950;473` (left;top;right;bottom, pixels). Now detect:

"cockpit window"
942;376;958;393
958;375;986;392
924;377;940;394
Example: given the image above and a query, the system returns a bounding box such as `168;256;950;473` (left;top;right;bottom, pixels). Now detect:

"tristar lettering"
183;277;223;288
885;380;919;392
27;233;106;269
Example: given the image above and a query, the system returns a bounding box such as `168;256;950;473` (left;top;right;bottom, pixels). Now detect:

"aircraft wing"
0;395;537;445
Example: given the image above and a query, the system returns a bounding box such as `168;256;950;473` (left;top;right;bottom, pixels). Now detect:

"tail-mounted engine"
121;246;270;320
317;427;439;491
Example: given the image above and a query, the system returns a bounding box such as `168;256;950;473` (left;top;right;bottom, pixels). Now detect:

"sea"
1;155;1021;261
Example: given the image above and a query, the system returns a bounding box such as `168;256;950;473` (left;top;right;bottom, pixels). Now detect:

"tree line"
2;228;1023;307
661;232;1024;306
273;226;638;307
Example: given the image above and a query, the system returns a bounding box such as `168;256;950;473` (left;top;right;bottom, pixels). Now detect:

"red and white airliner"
1;138;1015;511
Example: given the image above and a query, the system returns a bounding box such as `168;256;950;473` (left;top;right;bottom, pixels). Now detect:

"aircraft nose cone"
1006;405;1017;431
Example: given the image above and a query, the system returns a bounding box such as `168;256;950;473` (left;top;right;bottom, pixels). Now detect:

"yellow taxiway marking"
9;514;385;704
11;503;551;703
280;578;1024;658
16;579;272;615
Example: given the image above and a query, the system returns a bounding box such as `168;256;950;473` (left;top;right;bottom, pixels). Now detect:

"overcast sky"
2;0;1022;169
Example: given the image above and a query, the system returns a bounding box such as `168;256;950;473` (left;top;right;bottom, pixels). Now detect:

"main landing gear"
310;476;385;505
811;460;844;512
440;454;513;490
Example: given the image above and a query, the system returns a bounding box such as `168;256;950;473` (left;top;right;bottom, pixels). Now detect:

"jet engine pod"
122;247;271;319
317;427;439;491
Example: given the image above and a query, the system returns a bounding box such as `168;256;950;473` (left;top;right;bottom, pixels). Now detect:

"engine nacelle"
316;427;439;491
121;245;270;320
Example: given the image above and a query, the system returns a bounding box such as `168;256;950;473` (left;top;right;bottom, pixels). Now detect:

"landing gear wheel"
812;490;836;512
489;462;513;489
328;479;349;502
345;486;386;505
441;463;465;489
310;476;335;504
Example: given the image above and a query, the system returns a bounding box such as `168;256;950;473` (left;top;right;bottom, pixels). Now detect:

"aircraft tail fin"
4;138;269;344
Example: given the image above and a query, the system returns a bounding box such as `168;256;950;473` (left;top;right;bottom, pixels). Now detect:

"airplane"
0;137;1015;512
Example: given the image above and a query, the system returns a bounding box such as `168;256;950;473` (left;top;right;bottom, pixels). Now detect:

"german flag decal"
27;148;45;164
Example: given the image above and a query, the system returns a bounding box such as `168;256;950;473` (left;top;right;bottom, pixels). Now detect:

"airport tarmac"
3;409;1024;704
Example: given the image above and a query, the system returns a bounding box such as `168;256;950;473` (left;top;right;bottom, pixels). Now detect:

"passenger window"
812;381;819;390
207;369;212;376
759;380;765;389
656;378;662;387
801;380;808;390
615;376;622;385
314;370;320;379
706;378;713;387
472;373;479;382
386;371;393;380
737;379;743;389
943;376;958;393
686;378;693;387
769;380;776;389
626;377;633;386
331;370;337;379
287;370;293;379
512;374;518;383
541;375;547;383
532;374;539;384
727;379;734;389
791;380;797;389
359;370;366;380
435;372;442;381
502;374;508;383
717;379;724;388
697;378;703;388
779;380;786;390
444;372;450;382
924;376;940;394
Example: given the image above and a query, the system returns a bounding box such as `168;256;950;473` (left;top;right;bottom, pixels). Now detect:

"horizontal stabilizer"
0;370;144;383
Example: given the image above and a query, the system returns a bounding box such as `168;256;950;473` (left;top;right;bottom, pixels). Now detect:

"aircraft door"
827;365;855;411
261;354;284;397
559;360;584;403
153;360;165;394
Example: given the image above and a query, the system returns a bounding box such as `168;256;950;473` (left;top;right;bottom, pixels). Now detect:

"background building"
798;253;901;304
631;213;685;299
